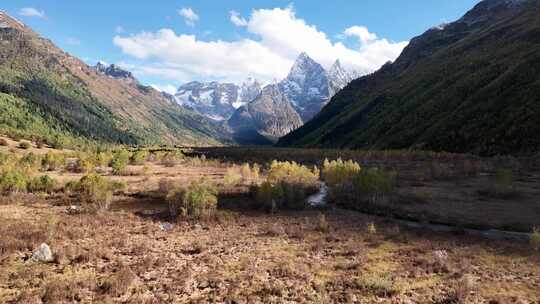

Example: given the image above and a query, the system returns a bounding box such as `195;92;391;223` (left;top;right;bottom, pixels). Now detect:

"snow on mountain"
279;53;354;121
173;53;354;128
236;77;262;109
327;59;353;96
175;80;261;121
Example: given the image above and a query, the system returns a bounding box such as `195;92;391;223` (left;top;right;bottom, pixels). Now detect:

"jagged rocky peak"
94;62;135;81
327;59;354;94
229;84;303;143
174;78;262;121
279;52;354;122
287;52;327;84
237;77;262;108
0;11;26;30
175;81;240;121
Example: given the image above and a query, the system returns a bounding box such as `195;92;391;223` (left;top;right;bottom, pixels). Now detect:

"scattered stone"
32;243;54;263
67;205;81;215
433;250;449;265
159;223;174;231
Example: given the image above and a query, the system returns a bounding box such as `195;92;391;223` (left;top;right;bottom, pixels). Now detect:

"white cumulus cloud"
114;6;408;84
230;10;248;27
344;26;377;45
18;7;45;18
178;8;199;27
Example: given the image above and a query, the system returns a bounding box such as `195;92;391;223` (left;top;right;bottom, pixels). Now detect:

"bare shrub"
428;161;454;180
432;250;450;273
355;273;402;297
161;151;182;167
158;178;176;194
18;141;31;150
366;222;377;235
223;166;242;187
99;267;136;297
478;169;518;199
265;224;285;237
447;275;475;303
315;213;329;233
531;227;540;251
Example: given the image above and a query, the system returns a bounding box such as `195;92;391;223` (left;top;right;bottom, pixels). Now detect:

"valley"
0;0;540;303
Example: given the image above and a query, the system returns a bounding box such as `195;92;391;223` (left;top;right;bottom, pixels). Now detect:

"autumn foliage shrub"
28;175;57;193
0;169;27;194
166;179;218;220
322;159;396;207
130;150;149;165
111;149;130;175
41;152;65;171
254;161;320;211
67;173;113;211
322;158;361;187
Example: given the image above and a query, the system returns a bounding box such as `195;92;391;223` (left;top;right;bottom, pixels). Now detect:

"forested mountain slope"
0;12;229;147
279;0;540;155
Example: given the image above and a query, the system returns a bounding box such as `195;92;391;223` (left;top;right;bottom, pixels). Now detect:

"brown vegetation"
0;142;539;303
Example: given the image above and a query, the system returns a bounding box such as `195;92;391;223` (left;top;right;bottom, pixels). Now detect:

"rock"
32;243;53;263
67;205;81;215
159;223;174;231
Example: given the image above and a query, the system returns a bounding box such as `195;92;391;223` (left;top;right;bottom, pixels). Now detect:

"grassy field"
193;147;540;232
0;137;539;303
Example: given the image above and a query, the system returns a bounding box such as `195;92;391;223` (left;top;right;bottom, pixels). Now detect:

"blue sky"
3;0;480;92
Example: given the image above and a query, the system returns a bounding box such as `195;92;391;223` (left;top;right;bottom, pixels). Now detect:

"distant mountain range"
175;78;262;121
168;52;355;143
279;0;540;155
0;11;230;146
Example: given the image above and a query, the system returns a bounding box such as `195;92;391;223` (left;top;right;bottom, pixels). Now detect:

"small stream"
306;183;532;242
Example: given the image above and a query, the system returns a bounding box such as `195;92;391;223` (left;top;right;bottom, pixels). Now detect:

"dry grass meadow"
0;136;539;303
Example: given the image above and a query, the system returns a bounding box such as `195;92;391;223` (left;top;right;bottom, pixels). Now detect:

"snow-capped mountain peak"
327;59;354;96
278;53;353;121
174;79;261;121
287;52;325;84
